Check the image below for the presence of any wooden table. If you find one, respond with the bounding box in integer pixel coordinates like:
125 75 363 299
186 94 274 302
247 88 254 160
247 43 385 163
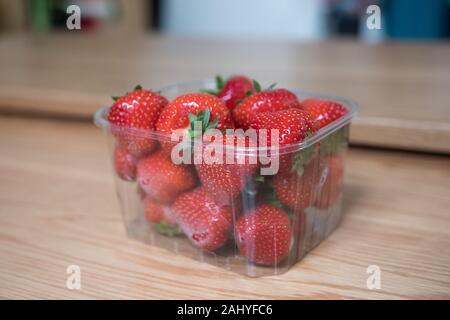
0 35 449 299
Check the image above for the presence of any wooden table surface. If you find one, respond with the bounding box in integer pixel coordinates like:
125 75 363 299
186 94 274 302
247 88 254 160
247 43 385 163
0 34 449 299
0 115 449 299
0 34 450 153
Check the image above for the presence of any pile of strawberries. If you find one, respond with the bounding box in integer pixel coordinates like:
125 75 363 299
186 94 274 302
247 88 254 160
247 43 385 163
107 76 348 266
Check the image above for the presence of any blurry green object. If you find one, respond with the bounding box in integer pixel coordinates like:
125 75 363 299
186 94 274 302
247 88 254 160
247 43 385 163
30 0 52 31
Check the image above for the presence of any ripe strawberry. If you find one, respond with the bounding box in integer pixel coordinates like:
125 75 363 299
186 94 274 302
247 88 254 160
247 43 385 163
315 155 344 209
233 88 301 129
156 93 234 155
218 75 255 110
300 98 322 109
113 146 137 181
301 99 348 129
171 188 233 251
235 204 292 265
302 99 349 156
195 134 259 205
251 108 316 147
251 108 317 174
273 156 323 210
156 93 233 134
108 86 168 156
137 151 197 204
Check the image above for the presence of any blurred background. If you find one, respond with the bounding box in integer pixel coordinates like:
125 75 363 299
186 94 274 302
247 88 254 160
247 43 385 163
1 0 449 40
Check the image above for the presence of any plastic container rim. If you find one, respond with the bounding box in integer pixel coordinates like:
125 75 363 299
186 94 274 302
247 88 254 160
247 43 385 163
94 79 358 155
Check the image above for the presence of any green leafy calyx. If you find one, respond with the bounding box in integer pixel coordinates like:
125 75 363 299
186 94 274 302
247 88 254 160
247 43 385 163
154 222 181 237
187 108 220 140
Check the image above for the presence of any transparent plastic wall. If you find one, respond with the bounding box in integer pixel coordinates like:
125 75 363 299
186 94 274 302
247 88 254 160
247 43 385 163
95 81 357 277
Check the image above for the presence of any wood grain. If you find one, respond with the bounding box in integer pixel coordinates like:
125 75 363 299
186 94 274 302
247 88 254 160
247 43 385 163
0 116 449 299
0 35 449 153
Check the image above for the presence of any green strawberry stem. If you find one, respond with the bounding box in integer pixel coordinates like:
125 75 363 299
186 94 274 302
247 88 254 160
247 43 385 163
253 175 265 183
187 108 219 139
153 221 181 237
200 75 226 95
216 75 225 91
184 108 221 161
252 80 262 92
200 89 218 95
111 84 144 101
267 82 277 90
252 80 277 93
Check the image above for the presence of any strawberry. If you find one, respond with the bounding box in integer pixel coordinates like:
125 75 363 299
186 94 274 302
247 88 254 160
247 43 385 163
113 146 137 181
195 133 259 205
302 99 349 155
251 108 317 174
233 88 301 129
108 86 168 156
217 75 255 110
156 93 234 155
273 156 323 210
300 98 322 110
235 204 292 265
171 188 233 251
156 92 233 135
315 155 344 209
301 99 348 129
137 151 197 204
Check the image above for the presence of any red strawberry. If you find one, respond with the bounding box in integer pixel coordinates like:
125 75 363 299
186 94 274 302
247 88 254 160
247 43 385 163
301 99 348 129
108 86 168 156
137 151 197 204
113 146 137 181
251 108 316 147
273 156 323 210
251 108 317 174
301 98 322 109
218 75 255 110
156 93 234 155
235 204 292 265
157 92 232 135
195 134 259 205
233 88 301 129
315 155 344 209
171 188 233 251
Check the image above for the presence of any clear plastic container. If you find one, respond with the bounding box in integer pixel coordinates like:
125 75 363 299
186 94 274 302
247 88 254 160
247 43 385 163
94 80 358 277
